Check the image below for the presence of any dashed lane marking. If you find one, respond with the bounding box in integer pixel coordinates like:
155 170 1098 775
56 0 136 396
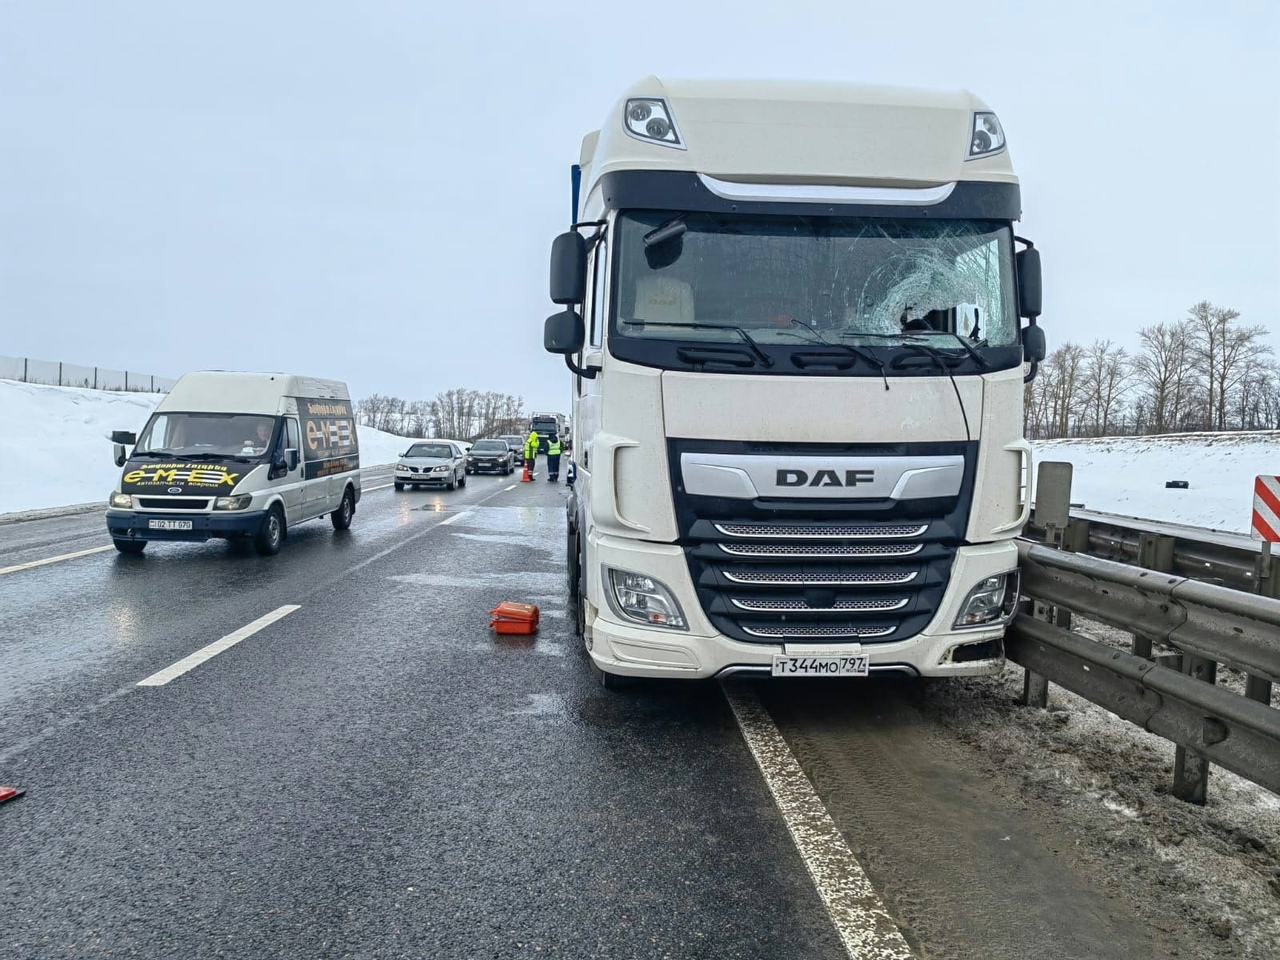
137 605 301 687
0 545 115 577
364 483 393 492
722 681 915 960
505 484 518 491
440 512 472 526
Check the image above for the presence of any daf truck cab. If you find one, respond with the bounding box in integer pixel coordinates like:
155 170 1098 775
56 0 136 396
544 78 1046 686
106 371 362 556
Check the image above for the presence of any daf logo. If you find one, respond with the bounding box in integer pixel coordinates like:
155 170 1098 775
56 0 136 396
168 486 183 494
776 469 875 488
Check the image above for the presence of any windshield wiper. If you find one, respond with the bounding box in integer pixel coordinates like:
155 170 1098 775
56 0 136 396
786 319 888 387
622 319 774 368
902 331 991 370
837 331 990 371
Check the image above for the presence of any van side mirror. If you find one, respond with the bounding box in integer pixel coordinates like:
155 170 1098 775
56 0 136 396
544 309 585 355
111 430 137 445
114 444 128 468
550 231 587 305
1016 245 1042 319
286 448 300 471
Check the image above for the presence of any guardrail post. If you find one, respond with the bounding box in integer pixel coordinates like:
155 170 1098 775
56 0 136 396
1171 655 1218 804
1022 462 1074 709
1132 534 1176 659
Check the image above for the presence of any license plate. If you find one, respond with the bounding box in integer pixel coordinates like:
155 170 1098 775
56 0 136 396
148 519 193 531
771 655 870 677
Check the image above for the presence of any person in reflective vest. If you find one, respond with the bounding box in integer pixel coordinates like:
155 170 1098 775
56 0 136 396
524 430 539 474
546 435 562 482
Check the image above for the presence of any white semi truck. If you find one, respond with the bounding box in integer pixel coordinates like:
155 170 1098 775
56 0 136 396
544 78 1046 686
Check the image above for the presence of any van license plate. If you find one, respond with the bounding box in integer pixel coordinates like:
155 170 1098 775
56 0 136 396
771 655 870 677
148 519 193 531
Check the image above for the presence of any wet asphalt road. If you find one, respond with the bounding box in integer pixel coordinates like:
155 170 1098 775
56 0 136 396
0 470 1240 959
0 471 844 959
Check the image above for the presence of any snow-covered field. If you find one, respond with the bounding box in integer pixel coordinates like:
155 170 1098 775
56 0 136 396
0 379 413 516
1036 433 1280 534
5 377 1276 531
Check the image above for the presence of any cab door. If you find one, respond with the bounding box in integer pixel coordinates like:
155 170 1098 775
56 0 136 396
272 418 305 525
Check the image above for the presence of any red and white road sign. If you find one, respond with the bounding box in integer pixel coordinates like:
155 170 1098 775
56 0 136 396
1251 476 1280 542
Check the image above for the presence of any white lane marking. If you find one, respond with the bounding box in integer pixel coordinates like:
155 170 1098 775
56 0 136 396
364 483 393 492
440 511 472 526
722 682 915 960
0 545 115 576
137 605 301 687
505 483 518 491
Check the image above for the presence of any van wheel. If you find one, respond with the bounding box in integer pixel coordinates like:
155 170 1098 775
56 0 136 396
113 538 146 555
255 505 285 556
394 482 404 491
331 488 354 531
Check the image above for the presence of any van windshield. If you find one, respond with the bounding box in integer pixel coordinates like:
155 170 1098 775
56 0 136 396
135 413 278 459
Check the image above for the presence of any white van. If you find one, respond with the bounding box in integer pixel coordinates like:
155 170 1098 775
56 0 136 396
106 372 362 555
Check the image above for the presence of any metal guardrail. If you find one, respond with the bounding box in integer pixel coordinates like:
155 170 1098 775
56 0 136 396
1026 507 1280 597
1012 498 1280 803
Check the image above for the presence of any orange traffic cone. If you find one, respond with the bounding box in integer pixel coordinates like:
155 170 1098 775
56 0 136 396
521 460 532 482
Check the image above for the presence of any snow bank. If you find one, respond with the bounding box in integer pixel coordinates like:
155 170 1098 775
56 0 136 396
0 379 413 516
1034 433 1280 534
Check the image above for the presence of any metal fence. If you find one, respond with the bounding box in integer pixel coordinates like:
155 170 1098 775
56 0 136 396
1014 462 1280 804
0 354 175 393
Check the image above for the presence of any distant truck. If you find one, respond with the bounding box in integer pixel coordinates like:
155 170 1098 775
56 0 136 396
529 412 567 453
106 371 362 556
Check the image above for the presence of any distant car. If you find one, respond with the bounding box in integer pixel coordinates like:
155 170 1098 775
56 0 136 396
394 441 467 491
466 438 516 475
499 435 526 464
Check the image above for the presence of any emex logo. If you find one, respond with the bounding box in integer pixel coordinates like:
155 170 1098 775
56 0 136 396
306 418 354 452
123 467 239 487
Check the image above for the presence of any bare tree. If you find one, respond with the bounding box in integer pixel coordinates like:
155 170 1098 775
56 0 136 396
1186 301 1270 430
1079 339 1131 436
1132 320 1195 434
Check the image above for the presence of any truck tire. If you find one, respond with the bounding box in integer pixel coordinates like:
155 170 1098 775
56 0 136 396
113 538 146 555
590 660 633 691
255 505 285 556
331 487 355 531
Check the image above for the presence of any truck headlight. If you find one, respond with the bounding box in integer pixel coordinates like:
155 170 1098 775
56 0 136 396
606 567 687 630
109 492 133 508
953 570 1020 629
214 495 254 511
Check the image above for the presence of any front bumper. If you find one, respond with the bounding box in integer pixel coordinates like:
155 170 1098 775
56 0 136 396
582 534 1017 679
106 509 268 542
467 460 511 473
395 471 454 485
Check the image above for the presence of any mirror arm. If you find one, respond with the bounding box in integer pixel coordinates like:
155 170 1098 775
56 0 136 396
564 355 600 380
1024 359 1039 384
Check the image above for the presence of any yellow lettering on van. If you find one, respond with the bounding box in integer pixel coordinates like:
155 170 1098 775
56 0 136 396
188 469 205 484
220 472 239 486
124 470 144 483
152 469 178 483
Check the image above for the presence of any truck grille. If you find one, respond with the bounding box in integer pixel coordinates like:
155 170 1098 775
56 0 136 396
670 439 975 646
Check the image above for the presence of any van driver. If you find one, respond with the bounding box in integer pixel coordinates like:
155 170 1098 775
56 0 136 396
242 422 274 455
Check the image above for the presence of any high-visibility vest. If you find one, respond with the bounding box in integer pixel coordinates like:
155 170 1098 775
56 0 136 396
548 439 562 456
525 432 539 456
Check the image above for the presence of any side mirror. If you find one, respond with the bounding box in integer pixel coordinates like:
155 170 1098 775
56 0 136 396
1021 324 1046 364
1016 246 1042 319
550 231 587 305
544 309 585 355
114 443 127 468
287 448 300 471
111 430 137 445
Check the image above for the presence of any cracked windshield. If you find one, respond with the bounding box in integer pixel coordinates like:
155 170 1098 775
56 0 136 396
615 212 1018 348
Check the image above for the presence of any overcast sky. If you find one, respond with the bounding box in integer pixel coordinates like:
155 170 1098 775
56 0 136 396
1 0 1276 413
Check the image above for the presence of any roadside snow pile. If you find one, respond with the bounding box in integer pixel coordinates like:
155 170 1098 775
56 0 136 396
1033 432 1280 534
0 379 412 516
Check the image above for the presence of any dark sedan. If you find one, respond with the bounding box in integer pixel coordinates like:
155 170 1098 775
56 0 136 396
465 438 516 475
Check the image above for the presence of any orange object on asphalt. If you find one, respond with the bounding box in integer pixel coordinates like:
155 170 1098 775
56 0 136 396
490 601 539 635
0 785 25 804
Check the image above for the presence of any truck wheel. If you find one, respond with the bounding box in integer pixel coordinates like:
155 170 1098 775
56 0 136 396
590 660 633 691
113 538 146 555
331 488 354 531
255 505 285 556
394 481 404 491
